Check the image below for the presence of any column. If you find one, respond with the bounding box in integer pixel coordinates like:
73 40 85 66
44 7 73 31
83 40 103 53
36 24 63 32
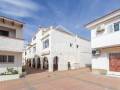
40 57 43 70
48 56 53 72
35 58 38 69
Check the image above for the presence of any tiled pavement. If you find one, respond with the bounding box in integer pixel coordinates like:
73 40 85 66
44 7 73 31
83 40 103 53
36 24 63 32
0 68 120 90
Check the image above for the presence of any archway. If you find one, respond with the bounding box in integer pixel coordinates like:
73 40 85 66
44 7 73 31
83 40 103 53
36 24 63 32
28 59 31 67
32 58 35 68
37 58 41 69
53 56 58 71
43 57 48 70
26 59 28 66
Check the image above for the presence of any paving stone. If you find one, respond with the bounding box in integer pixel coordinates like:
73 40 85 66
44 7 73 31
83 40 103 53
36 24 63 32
0 69 120 90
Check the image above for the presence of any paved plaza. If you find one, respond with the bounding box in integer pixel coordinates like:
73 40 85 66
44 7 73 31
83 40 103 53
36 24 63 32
0 68 120 90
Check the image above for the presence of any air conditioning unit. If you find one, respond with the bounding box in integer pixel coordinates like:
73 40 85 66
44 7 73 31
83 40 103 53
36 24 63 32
96 24 105 32
92 49 101 56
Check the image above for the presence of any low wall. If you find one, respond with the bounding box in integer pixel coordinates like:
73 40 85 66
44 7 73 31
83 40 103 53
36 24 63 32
0 74 19 81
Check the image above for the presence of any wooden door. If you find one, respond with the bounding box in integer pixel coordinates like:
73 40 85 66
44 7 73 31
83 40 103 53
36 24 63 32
109 53 120 72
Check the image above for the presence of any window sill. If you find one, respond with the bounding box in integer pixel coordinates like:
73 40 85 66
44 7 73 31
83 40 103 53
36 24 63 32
0 62 14 64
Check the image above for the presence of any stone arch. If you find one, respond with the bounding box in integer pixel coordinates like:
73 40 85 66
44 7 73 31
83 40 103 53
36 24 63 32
68 61 71 70
43 57 49 70
28 59 31 67
32 58 35 68
26 59 28 66
37 57 41 69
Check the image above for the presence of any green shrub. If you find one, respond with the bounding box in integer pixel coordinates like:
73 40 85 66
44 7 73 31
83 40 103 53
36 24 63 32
7 67 14 73
12 70 18 74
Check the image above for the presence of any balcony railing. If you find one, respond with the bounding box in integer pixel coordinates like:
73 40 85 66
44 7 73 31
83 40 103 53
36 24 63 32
91 31 120 48
0 36 24 52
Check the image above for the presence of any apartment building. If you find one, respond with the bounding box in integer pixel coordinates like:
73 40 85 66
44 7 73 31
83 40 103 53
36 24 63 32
85 9 120 76
25 26 91 72
0 16 24 81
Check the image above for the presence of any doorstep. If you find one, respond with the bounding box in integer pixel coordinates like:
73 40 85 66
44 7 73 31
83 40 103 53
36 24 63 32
107 71 120 78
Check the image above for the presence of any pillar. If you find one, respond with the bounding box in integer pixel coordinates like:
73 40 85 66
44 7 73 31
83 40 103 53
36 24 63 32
35 58 37 69
48 56 53 72
40 57 43 70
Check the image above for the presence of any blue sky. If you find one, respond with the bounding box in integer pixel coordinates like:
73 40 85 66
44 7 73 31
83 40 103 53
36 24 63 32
0 0 120 42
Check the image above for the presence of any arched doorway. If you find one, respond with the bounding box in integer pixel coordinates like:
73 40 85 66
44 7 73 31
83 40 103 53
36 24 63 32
68 62 71 70
28 59 31 67
37 58 41 69
43 57 48 70
26 59 28 66
53 56 58 71
32 58 35 68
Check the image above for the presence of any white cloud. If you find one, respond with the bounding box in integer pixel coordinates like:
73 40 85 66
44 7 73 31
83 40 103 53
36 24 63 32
2 0 39 11
0 5 30 17
0 0 44 17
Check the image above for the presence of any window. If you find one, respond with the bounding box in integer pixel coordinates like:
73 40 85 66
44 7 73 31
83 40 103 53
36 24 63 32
114 22 120 31
43 39 49 49
70 43 73 47
0 30 9 37
0 55 14 63
8 56 14 63
76 45 79 48
33 47 36 53
0 55 7 63
107 24 113 33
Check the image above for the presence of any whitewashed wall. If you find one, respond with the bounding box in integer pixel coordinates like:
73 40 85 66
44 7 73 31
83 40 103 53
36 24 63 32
25 27 91 72
50 29 91 71
92 53 109 70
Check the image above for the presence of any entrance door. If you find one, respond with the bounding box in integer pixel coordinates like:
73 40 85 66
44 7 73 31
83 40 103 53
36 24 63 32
43 57 48 70
109 53 120 72
37 58 41 69
68 62 71 70
32 58 35 68
53 56 58 71
28 59 31 67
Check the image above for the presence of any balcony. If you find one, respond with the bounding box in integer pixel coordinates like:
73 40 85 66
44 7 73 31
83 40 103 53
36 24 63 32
0 36 24 52
92 31 120 48
41 48 50 56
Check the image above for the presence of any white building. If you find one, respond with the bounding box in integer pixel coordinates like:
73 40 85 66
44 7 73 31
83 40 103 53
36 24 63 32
0 16 24 81
22 42 28 66
85 9 120 76
25 26 91 72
